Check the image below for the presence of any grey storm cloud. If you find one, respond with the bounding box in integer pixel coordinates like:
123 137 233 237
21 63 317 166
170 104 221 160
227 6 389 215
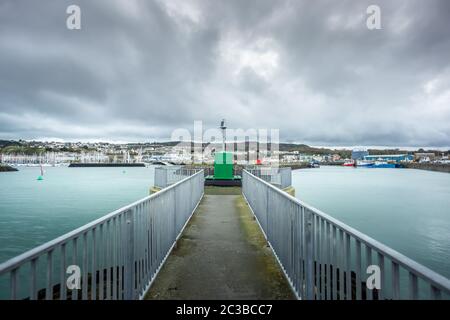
0 0 450 147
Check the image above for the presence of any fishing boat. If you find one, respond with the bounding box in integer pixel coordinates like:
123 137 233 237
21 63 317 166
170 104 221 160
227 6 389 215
343 159 355 167
371 161 396 168
356 160 374 167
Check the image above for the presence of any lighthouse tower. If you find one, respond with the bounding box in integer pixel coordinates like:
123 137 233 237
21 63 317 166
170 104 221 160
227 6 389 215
213 119 233 180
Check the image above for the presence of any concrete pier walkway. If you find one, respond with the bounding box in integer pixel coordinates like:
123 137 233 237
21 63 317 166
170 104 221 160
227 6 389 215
145 187 295 300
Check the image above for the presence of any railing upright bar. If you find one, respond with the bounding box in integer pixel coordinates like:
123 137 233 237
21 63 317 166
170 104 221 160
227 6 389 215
72 238 78 300
356 240 362 300
299 206 305 298
145 200 150 288
378 253 385 300
98 224 104 300
366 246 372 300
339 229 344 300
137 205 142 295
142 202 149 289
46 250 53 300
59 245 66 300
431 285 441 300
289 201 294 283
392 261 400 299
91 227 97 300
10 268 17 300
106 220 111 300
143 202 147 291
147 195 152 290
118 214 124 300
124 208 134 300
140 202 145 295
150 206 155 278
82 232 88 300
305 209 314 300
345 233 351 300
326 221 332 300
332 225 337 300
409 273 418 300
315 215 320 299
136 205 141 295
320 217 325 299
293 206 299 295
118 215 123 300
134 206 139 296
112 217 117 300
30 258 38 300
134 205 139 297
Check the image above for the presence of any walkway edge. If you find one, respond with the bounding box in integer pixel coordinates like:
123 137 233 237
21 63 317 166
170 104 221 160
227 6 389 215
242 193 301 300
140 192 205 300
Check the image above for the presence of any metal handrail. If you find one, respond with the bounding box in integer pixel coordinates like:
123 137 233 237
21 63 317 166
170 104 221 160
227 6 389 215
0 170 205 300
154 166 202 189
245 166 292 189
242 170 450 299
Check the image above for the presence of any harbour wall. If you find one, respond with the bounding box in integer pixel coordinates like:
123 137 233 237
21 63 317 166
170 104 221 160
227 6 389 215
69 163 146 167
0 165 18 172
404 163 450 173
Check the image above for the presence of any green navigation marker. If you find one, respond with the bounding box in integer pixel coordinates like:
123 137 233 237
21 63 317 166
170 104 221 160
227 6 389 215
213 152 233 180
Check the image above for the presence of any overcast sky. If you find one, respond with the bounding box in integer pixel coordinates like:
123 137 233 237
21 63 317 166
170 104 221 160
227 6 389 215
0 0 449 147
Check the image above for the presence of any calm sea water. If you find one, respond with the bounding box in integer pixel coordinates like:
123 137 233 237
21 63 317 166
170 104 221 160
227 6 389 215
0 166 155 264
292 166 450 279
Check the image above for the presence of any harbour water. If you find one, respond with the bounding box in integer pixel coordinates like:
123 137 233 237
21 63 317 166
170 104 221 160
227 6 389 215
292 166 450 279
0 166 155 265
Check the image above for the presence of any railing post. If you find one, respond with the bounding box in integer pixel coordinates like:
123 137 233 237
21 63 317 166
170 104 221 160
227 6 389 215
124 208 135 300
265 184 269 235
173 187 177 240
305 210 314 299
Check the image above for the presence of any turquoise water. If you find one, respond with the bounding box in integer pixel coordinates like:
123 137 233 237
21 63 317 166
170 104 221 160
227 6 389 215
0 166 155 264
292 166 450 279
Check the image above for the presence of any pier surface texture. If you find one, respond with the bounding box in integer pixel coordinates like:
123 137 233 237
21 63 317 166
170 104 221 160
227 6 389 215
145 186 295 300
